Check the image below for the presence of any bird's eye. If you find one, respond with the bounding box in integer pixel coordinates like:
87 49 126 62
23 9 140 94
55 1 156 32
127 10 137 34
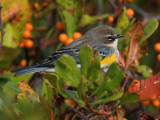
106 35 114 41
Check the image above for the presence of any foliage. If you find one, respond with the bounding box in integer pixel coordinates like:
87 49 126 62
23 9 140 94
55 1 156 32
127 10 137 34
0 0 160 119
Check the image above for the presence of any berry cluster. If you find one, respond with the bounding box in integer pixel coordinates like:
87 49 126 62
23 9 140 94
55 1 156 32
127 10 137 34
56 22 82 45
19 23 34 48
142 97 160 108
154 43 160 61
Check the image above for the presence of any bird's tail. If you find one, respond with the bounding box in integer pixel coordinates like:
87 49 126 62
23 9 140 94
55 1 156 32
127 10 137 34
11 66 55 76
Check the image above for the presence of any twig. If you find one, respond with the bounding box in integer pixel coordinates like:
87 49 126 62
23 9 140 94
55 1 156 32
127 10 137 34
40 30 58 50
108 0 117 10
122 72 129 89
0 2 5 56
85 97 112 116
67 106 88 120
98 0 103 25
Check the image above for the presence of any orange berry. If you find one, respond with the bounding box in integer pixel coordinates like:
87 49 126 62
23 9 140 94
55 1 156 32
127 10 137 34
56 22 64 31
108 16 114 23
34 2 39 8
24 39 34 48
152 99 160 107
119 0 127 3
23 30 31 38
108 116 114 120
142 100 150 106
73 32 82 40
154 43 160 52
20 59 27 67
19 42 24 48
128 80 140 93
25 23 33 31
23 39 27 43
59 33 68 43
64 38 73 46
127 0 133 2
157 54 160 61
127 8 134 17
158 96 160 100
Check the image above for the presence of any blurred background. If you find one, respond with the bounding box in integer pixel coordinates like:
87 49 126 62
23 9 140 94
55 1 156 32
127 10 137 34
0 0 160 120
0 0 160 71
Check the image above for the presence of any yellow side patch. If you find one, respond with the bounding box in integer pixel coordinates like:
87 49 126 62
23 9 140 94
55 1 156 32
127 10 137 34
100 54 117 67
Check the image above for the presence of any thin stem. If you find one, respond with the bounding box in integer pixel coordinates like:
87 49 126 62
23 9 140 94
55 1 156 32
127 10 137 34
0 2 4 56
122 73 129 89
85 97 112 116
67 106 88 120
108 0 117 10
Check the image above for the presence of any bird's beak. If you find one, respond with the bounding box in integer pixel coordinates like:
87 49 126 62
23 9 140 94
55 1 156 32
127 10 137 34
117 34 125 38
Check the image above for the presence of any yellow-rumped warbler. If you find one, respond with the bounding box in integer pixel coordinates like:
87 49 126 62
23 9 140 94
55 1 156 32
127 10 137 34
11 25 124 76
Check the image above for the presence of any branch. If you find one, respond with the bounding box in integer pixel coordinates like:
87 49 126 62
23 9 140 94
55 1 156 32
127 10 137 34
0 2 4 56
85 97 112 116
67 106 88 120
122 72 129 89
108 0 117 10
40 30 58 50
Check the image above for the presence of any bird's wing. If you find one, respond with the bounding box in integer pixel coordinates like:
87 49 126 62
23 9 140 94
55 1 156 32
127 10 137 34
34 35 93 68
92 46 115 59
34 46 80 67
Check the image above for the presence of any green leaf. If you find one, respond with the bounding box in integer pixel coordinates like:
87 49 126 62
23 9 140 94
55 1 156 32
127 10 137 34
0 98 4 111
57 0 83 37
117 10 129 32
55 55 80 88
44 73 58 88
92 88 123 106
77 76 88 101
92 63 123 95
0 48 21 62
56 78 85 107
136 65 152 78
104 63 125 91
79 45 93 77
0 61 9 68
88 55 101 90
41 79 56 106
96 91 108 100
3 23 21 48
93 63 125 95
122 18 135 34
120 93 139 105
139 18 159 45
80 14 112 26
6 81 20 94
87 55 101 81
10 73 34 84
0 75 20 93
56 78 70 98
0 74 11 81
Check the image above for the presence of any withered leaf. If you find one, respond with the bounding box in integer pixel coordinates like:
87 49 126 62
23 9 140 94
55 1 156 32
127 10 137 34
138 73 160 101
126 22 144 69
140 113 154 120
128 73 160 101
118 50 125 68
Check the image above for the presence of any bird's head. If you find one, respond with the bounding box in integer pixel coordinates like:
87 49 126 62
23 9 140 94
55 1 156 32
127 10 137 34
90 25 125 48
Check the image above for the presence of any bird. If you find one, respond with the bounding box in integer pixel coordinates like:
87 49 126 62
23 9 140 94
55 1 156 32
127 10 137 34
11 25 124 76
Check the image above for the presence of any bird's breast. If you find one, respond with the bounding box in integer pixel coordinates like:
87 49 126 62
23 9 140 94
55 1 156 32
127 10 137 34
100 54 117 67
